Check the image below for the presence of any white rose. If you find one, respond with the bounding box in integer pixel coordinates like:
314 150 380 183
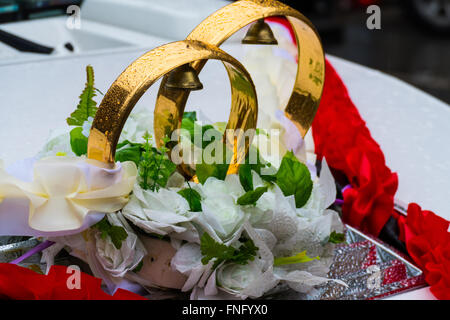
195 175 246 242
119 105 155 144
93 212 146 279
254 184 298 242
122 183 200 243
217 262 261 293
171 242 214 292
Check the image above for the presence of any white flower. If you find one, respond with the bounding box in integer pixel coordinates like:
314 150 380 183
254 184 298 241
195 175 246 242
119 105 155 144
171 242 213 292
273 268 347 296
217 261 264 295
122 183 200 243
296 159 336 220
81 117 94 138
93 212 146 279
37 127 75 159
216 222 278 299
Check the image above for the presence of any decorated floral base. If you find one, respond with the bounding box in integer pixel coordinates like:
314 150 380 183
0 223 426 300
1 0 448 300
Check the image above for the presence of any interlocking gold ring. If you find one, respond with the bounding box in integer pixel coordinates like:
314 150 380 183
87 40 258 176
155 0 324 142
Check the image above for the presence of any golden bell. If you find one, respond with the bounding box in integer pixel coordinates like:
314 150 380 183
242 19 278 45
164 63 204 90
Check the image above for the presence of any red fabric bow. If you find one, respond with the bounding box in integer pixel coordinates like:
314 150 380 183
0 263 146 300
395 204 450 300
312 59 399 237
311 58 450 299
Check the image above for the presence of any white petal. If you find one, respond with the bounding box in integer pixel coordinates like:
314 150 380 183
319 158 337 210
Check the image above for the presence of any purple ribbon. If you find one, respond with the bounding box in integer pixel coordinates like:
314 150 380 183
10 240 55 265
341 184 352 193
334 184 352 206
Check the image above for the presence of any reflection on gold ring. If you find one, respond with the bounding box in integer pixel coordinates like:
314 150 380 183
87 40 257 179
156 0 325 141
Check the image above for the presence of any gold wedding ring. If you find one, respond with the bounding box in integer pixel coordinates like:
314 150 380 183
87 40 257 176
156 0 325 140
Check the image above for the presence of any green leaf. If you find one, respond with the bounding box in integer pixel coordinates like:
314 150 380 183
200 233 234 267
237 186 268 206
181 117 220 149
115 140 142 166
200 233 258 268
178 187 202 212
93 217 128 250
138 132 176 191
196 141 231 184
275 151 313 208
328 231 346 244
196 162 229 185
183 111 197 122
200 125 221 149
180 117 195 140
242 145 276 183
230 238 259 265
69 127 88 156
255 128 269 137
274 251 319 266
133 260 144 273
67 65 98 126
238 164 253 192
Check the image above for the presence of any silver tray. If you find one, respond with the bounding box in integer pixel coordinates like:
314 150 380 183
264 225 426 300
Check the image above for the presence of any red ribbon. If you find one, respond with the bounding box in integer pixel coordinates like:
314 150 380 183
0 263 146 300
312 59 399 237
268 17 450 300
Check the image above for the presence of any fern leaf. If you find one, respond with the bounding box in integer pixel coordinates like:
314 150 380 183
66 65 98 126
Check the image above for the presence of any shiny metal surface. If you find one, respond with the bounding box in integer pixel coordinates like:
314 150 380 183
156 0 325 139
264 225 426 300
164 63 204 91
241 19 279 45
87 40 258 179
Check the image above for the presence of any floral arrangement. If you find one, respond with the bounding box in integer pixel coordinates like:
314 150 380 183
0 62 348 300
1 17 448 301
